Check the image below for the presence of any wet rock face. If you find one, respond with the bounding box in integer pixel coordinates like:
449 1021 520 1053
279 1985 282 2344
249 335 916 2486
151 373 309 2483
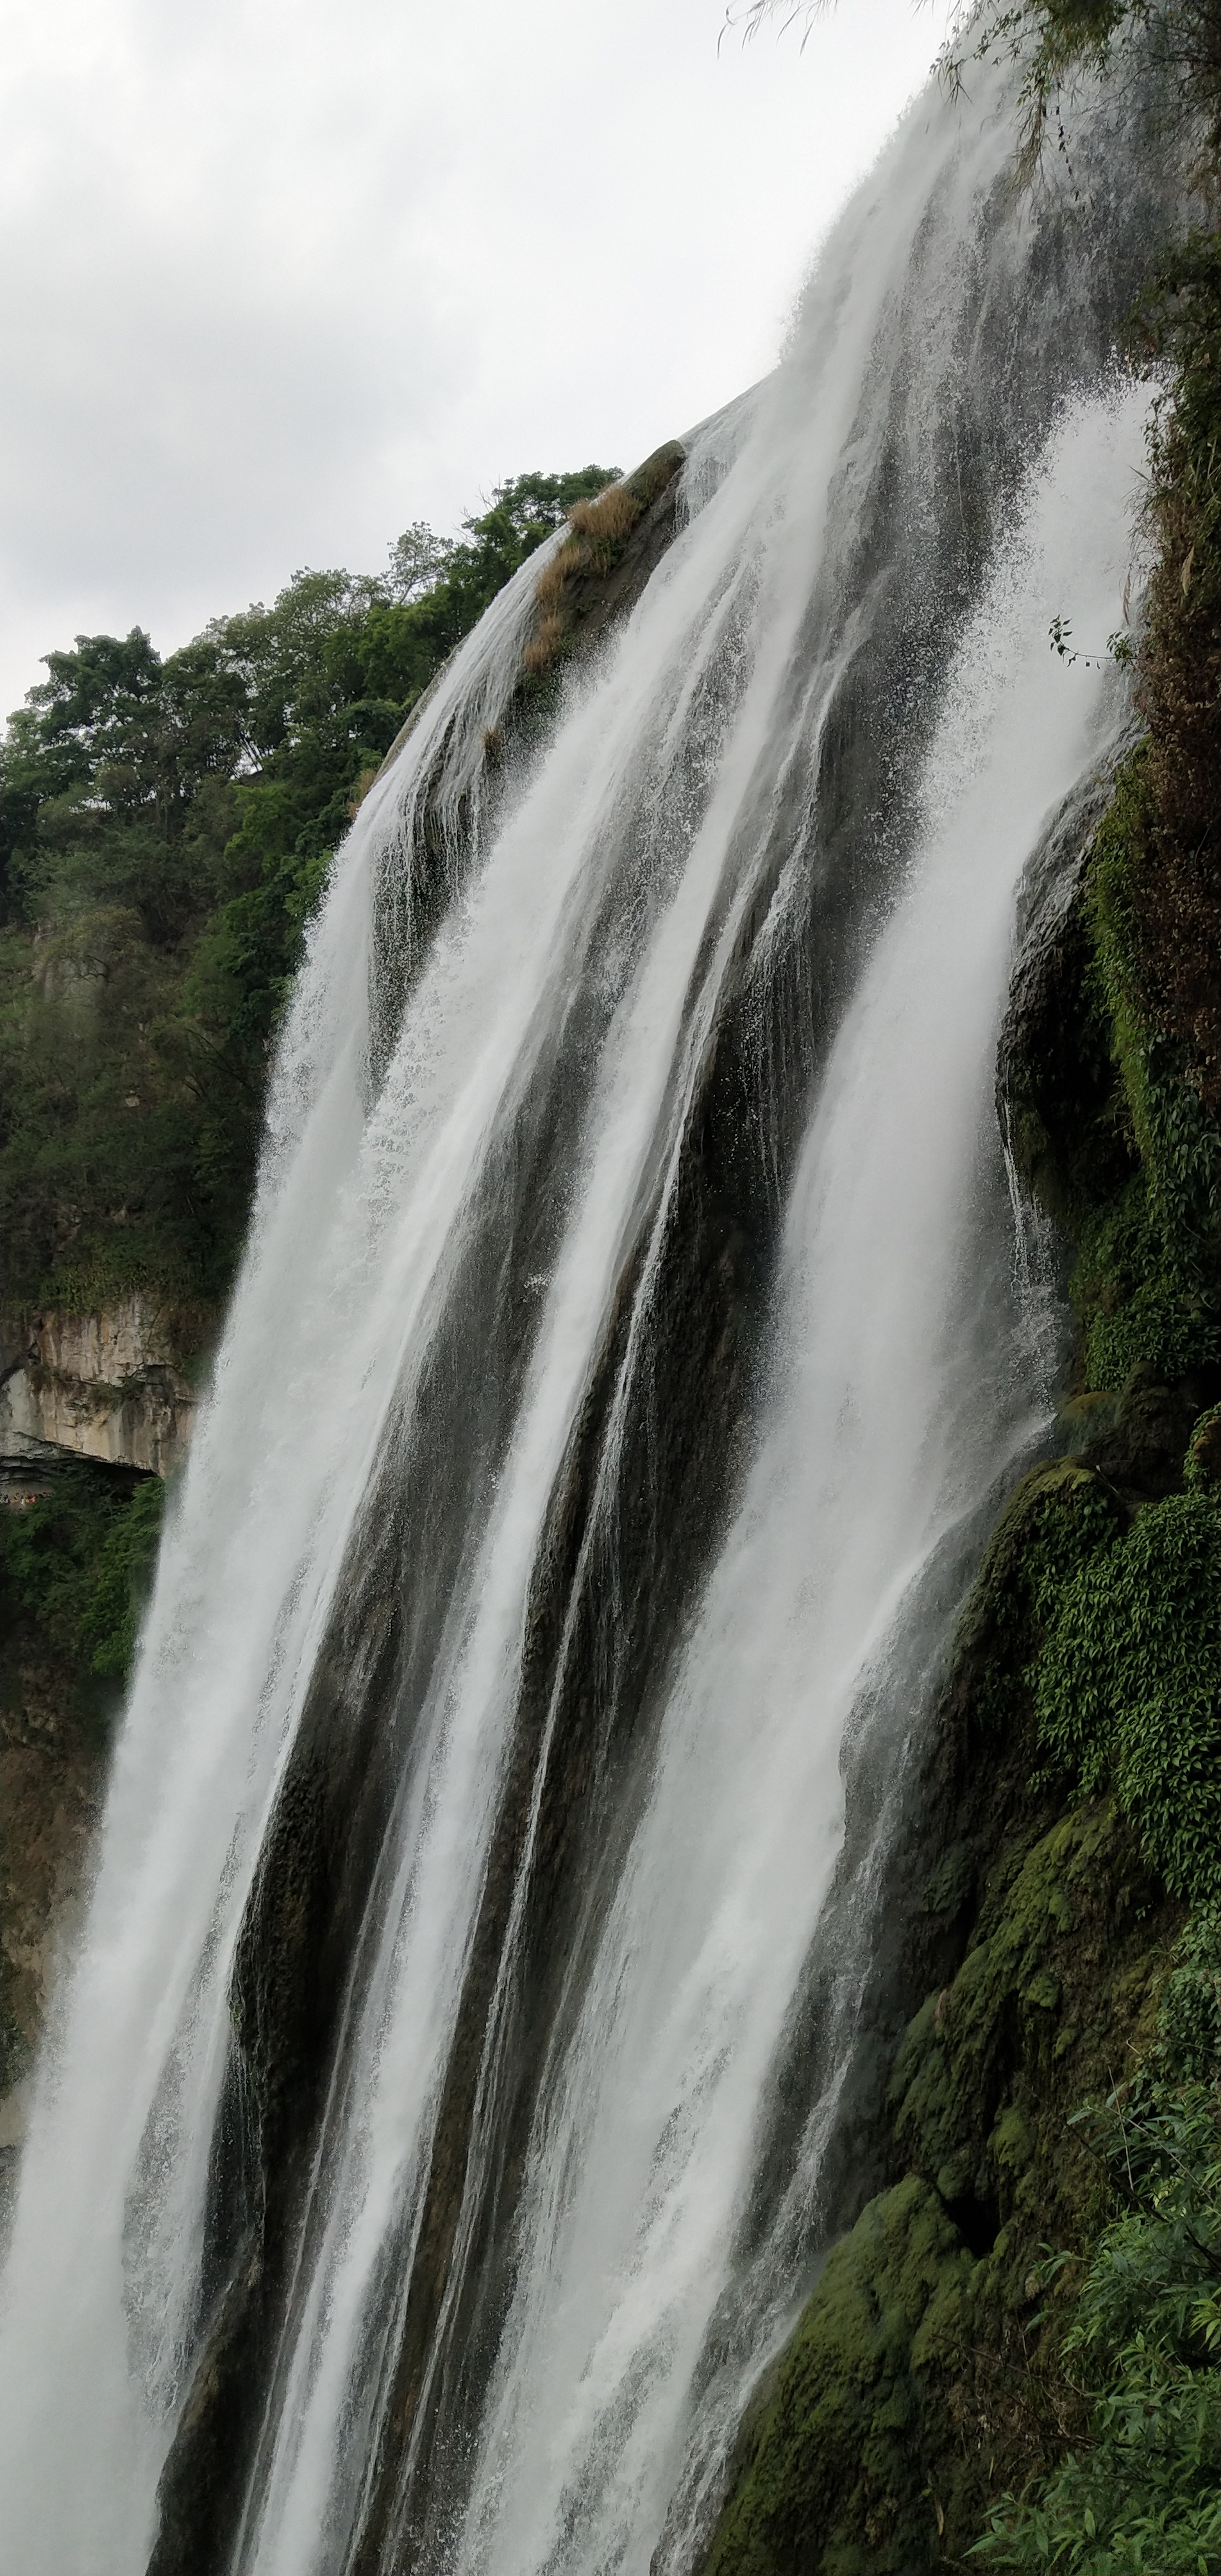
0 1298 199 1478
994 765 1133 1229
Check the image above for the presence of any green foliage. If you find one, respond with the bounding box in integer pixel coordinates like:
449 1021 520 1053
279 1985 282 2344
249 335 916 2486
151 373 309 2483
943 0 1221 182
1004 749 1221 1391
1184 1405 1221 1491
1032 1489 1221 1904
952 1461 1122 1732
975 1917 1221 2573
0 463 616 1312
702 2174 975 2576
704 1794 1177 2575
1071 1173 1220 1389
79 1474 166 1676
1086 1283 1221 1390
977 2341 1221 2572
1 1463 165 1679
1157 1904 1221 2076
1088 759 1221 1280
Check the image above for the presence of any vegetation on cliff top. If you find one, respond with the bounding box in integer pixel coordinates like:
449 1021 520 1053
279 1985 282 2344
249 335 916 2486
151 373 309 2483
0 461 616 1722
0 464 615 1323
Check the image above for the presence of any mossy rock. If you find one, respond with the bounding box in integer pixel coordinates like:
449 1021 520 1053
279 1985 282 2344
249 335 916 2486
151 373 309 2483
998 750 1221 1389
702 2175 973 2576
946 1457 1118 1740
704 1798 1176 2576
892 1798 1168 2246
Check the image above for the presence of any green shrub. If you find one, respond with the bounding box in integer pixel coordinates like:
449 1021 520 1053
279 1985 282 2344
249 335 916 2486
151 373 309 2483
79 1473 165 1677
1032 1489 1221 1904
1090 768 1221 1273
1158 1906 1221 2080
0 463 618 1313
1 1462 165 1680
1085 1282 1221 1391
975 1916 1221 2575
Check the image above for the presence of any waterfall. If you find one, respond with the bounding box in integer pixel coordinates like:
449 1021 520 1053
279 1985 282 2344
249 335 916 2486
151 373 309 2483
0 53 1173 2576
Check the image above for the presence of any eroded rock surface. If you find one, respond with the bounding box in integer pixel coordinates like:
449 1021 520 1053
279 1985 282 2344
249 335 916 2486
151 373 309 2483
1 1296 198 1477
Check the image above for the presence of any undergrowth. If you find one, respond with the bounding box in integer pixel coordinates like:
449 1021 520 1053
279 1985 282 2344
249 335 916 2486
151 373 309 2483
975 1913 1221 2573
1031 1466 1221 1904
1 1463 165 1681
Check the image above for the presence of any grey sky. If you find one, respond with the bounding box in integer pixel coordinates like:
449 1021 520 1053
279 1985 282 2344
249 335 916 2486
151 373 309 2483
0 0 949 716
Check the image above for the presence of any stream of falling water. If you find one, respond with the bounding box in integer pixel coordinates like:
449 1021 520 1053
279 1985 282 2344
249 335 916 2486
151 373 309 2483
0 50 1161 2576
452 393 1145 2576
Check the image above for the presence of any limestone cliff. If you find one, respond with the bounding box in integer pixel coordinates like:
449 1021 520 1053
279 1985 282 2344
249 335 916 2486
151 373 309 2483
1 1295 199 1479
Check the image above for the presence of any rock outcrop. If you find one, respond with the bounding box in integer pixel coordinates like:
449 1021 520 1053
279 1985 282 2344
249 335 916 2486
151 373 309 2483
1 1296 199 1480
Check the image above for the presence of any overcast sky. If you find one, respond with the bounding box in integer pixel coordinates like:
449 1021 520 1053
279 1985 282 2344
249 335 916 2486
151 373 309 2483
0 0 954 717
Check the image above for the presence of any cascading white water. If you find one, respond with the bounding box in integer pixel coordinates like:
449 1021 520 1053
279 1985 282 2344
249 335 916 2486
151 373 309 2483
0 49 1162 2576
452 394 1143 2576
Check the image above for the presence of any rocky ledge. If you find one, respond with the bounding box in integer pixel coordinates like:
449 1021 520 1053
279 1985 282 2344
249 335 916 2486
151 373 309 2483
0 1295 199 1481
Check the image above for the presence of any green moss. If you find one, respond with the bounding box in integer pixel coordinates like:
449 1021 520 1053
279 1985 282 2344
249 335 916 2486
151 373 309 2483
950 1459 1120 1733
1157 1904 1221 2078
741 1403 1221 2565
975 1913 1221 2574
705 1799 1175 2576
703 2176 972 2576
1061 752 1221 1389
1002 887 1132 1238
1032 1488 1221 1905
948 1377 1221 1919
1001 750 1221 1391
891 1802 1163 2235
1070 1176 1221 1390
723 1285 1221 2573
1088 756 1221 1282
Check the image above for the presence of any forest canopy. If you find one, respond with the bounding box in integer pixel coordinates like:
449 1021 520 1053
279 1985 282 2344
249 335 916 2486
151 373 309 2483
0 465 615 1317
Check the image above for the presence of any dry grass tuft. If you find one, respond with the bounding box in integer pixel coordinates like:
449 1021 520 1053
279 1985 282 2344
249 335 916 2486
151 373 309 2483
534 541 585 611
523 480 646 677
522 612 568 676
568 484 641 557
346 766 380 819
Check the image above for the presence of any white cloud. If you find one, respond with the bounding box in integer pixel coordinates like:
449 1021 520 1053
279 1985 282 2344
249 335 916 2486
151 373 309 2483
0 0 950 714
